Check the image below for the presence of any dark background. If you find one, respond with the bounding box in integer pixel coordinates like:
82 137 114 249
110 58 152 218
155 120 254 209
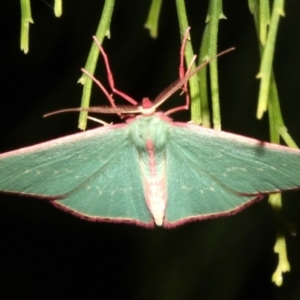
1 1 300 299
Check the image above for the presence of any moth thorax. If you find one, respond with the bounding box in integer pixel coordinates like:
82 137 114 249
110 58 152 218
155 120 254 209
129 116 170 150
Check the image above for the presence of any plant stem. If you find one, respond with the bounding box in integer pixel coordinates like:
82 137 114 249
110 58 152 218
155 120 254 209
144 0 163 38
20 0 34 54
78 0 115 130
175 0 202 124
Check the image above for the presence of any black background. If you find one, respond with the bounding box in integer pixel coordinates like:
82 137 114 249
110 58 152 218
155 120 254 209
1 1 300 299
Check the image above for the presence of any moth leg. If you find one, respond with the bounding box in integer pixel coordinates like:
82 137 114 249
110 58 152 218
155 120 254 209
152 27 198 114
164 28 198 116
81 68 118 112
92 37 138 106
86 116 112 126
179 26 192 109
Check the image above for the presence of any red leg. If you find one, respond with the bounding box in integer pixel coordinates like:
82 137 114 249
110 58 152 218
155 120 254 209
163 27 195 116
165 55 197 116
179 27 191 110
165 47 235 116
81 68 119 112
92 36 138 106
152 27 197 113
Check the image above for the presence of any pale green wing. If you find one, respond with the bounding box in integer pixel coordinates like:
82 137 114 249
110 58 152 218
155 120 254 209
165 123 300 226
0 125 153 226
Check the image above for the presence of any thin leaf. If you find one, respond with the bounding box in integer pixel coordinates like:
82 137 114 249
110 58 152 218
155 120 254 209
54 0 62 17
206 0 226 130
144 0 163 38
20 0 34 54
256 0 285 119
78 0 115 130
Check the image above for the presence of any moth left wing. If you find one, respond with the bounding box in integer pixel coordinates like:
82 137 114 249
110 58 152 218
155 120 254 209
0 125 154 226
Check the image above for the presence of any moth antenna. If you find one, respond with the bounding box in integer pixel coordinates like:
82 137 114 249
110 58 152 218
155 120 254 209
153 47 235 114
44 105 142 118
44 108 84 118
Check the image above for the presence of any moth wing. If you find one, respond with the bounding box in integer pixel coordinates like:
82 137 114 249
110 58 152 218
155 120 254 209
165 123 300 226
0 125 153 226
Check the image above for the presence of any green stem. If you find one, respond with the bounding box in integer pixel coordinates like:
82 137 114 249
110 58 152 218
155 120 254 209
250 0 296 147
198 26 211 127
256 0 285 119
20 0 34 54
258 0 270 45
268 75 298 148
78 0 115 130
175 0 202 124
206 0 225 130
268 195 291 287
144 0 163 38
54 0 63 17
249 0 295 286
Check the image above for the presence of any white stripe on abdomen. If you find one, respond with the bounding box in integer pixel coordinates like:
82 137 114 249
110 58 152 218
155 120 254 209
139 140 167 226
